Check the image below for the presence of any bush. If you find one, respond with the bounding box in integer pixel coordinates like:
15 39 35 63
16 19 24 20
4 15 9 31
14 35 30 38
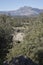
0 15 13 64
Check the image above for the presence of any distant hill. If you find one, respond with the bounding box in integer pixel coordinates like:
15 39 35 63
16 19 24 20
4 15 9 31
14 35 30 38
0 6 43 16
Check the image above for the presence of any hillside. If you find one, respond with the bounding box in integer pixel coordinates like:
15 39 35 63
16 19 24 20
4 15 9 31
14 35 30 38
0 13 43 65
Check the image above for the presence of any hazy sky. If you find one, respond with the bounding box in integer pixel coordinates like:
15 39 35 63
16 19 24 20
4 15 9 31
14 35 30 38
0 0 43 11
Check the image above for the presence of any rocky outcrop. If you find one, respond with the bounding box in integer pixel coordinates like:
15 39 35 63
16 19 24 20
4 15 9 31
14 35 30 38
13 32 24 43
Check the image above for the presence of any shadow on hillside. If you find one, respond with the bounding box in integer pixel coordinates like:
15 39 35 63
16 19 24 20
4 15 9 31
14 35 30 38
4 55 39 65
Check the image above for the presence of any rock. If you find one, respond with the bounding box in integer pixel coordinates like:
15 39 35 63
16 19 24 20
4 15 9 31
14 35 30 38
13 33 24 42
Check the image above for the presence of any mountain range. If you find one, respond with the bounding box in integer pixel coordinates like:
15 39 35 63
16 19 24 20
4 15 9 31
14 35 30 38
0 6 43 16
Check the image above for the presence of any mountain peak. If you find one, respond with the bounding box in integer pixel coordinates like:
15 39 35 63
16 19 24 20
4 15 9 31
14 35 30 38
18 6 32 10
13 6 43 16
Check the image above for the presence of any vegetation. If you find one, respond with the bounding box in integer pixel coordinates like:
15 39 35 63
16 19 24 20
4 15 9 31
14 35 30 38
0 13 43 65
0 15 13 64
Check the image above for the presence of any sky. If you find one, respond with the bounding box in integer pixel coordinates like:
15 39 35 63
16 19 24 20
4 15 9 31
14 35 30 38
0 0 43 11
